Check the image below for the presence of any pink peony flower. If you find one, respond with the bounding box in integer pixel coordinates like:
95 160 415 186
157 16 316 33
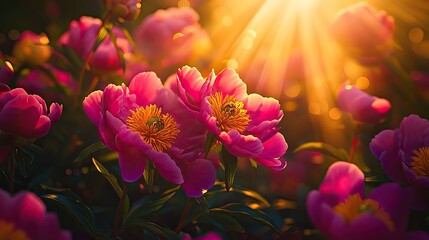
171 66 287 170
12 31 52 67
307 161 429 240
0 84 62 139
0 189 71 240
337 83 391 123
58 16 132 72
330 2 395 65
83 71 215 197
16 64 76 103
134 7 211 69
104 0 141 21
370 114 429 210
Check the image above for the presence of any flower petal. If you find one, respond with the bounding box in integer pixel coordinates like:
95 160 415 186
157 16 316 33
253 133 288 170
83 90 103 125
47 103 62 125
116 128 149 182
212 68 247 101
175 66 205 111
179 158 216 197
369 129 394 160
319 161 365 205
146 149 184 184
219 130 263 158
129 71 166 106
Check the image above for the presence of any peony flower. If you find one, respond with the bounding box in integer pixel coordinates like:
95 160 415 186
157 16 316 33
58 16 132 72
0 84 62 139
370 114 429 210
134 7 211 69
171 66 287 170
16 64 76 103
337 83 391 123
330 2 395 65
104 0 141 21
12 31 52 67
83 71 215 197
307 161 429 240
0 189 71 240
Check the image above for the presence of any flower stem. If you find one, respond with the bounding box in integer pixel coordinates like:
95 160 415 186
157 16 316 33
349 134 360 163
9 148 16 194
73 11 112 109
175 198 193 234
112 180 127 240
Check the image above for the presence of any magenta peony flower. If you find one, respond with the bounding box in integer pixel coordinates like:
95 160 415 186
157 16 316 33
171 66 287 170
104 0 141 21
58 16 132 72
134 7 210 68
0 84 62 139
16 64 76 102
370 114 429 210
0 189 71 240
307 161 429 240
12 31 52 67
330 2 395 65
83 71 215 197
337 84 391 123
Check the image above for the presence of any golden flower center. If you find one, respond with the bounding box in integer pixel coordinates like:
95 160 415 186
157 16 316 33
411 147 429 177
126 105 179 152
208 92 250 133
334 194 394 230
0 219 30 240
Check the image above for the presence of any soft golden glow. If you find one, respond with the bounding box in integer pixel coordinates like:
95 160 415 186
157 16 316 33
334 194 394 230
208 92 250 133
0 220 30 240
409 27 424 44
411 147 429 177
126 105 180 152
328 107 342 120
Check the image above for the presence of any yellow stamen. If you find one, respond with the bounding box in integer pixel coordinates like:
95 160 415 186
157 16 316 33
126 105 179 152
0 220 30 240
411 147 429 177
334 194 394 230
208 92 250 133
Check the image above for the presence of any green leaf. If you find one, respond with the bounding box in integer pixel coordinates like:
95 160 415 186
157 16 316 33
211 203 280 233
74 142 107 164
106 26 126 72
28 167 54 189
293 142 349 161
365 175 389 183
125 186 179 226
125 219 179 240
208 211 245 233
143 160 155 194
0 168 9 189
92 158 123 198
204 132 218 158
206 182 270 208
92 23 111 55
221 146 238 191
249 158 258 169
120 26 136 49
41 194 97 237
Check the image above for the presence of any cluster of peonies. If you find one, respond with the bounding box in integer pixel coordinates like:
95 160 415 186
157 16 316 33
307 161 429 240
83 66 288 197
0 189 71 240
